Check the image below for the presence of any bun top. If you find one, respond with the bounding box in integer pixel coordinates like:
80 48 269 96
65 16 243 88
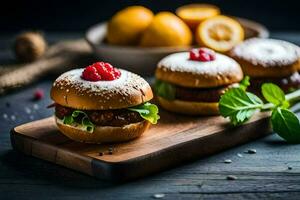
156 52 243 88
231 38 300 67
51 69 153 110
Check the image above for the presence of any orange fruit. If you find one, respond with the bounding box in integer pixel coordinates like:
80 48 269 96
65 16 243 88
140 12 192 47
195 15 244 52
176 4 220 30
107 6 154 45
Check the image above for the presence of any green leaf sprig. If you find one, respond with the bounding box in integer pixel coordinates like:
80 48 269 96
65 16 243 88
63 110 95 133
128 102 160 124
219 77 300 143
61 102 160 133
154 79 176 100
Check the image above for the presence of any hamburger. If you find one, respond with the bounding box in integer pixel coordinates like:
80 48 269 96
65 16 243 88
230 38 300 93
50 62 159 143
155 48 243 115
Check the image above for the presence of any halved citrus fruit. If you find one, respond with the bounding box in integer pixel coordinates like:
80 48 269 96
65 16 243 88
195 15 244 52
176 4 220 30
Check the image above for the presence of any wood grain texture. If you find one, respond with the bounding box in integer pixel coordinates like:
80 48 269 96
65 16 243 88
11 110 271 181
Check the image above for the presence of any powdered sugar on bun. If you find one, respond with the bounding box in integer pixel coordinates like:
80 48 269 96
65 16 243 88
231 38 300 67
156 52 243 88
54 68 129 92
158 52 240 75
51 69 153 110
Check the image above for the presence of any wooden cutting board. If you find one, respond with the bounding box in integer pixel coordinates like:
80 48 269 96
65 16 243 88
10 110 271 181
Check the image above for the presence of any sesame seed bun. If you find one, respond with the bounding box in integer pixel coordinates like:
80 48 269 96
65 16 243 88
230 38 300 78
51 69 153 110
156 52 243 88
56 117 150 143
157 96 219 115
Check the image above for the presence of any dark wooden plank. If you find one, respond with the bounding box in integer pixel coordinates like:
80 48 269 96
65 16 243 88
11 108 271 181
2 133 300 199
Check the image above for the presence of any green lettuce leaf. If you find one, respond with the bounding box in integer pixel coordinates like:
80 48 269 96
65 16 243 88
128 102 160 124
154 80 176 100
63 110 95 133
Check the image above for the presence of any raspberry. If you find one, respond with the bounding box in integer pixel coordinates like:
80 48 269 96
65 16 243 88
189 48 216 62
189 49 199 61
113 68 121 79
94 62 114 80
209 53 216 60
104 63 114 71
199 52 211 61
33 88 44 100
82 65 101 81
81 62 121 81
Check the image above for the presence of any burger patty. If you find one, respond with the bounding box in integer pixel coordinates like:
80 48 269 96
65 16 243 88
250 72 300 93
174 85 232 102
55 104 143 127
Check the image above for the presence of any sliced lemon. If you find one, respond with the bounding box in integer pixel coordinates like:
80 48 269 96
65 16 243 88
195 15 244 52
176 4 220 30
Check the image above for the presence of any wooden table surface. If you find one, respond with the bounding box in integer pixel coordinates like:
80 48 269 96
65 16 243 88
1 33 300 200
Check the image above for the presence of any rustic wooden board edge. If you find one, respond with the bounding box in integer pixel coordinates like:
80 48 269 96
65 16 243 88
10 116 271 182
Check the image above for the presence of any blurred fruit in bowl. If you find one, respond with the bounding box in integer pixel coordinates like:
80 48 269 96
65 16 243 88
176 4 220 30
140 12 192 47
107 6 153 45
86 4 268 74
195 15 244 52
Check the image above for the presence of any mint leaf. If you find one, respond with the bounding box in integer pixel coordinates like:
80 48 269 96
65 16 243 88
128 102 160 124
154 80 176 100
219 88 263 126
271 107 300 143
262 83 289 108
62 110 94 133
239 75 250 91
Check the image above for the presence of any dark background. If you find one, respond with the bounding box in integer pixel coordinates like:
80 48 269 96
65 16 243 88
1 0 300 32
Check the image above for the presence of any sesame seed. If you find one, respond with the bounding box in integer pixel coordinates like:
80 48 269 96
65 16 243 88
246 149 256 154
33 104 39 110
224 159 232 164
226 175 237 180
152 193 165 199
3 113 8 119
25 107 31 114
10 115 16 121
237 153 243 158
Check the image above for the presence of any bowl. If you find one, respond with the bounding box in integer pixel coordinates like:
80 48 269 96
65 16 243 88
86 18 269 75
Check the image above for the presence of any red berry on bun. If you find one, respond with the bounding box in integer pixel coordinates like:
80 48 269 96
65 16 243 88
81 62 121 81
189 48 216 62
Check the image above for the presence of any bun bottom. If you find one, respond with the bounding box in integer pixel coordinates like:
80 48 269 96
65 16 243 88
157 96 219 115
56 117 150 144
